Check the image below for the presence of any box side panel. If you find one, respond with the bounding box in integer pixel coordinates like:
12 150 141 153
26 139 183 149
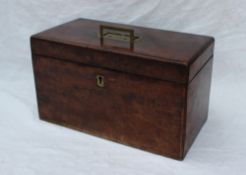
189 41 214 82
184 58 213 156
33 55 186 159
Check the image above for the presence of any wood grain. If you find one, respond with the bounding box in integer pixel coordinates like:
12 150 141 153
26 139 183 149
31 18 214 84
33 55 186 159
31 18 215 160
184 58 213 157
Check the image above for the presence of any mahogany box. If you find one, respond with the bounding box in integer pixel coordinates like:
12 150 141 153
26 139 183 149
31 18 215 160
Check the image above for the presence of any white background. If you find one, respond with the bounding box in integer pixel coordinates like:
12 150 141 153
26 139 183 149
1 0 246 174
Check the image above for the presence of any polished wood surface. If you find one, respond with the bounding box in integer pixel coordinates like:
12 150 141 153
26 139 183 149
31 39 188 83
31 18 214 83
184 58 213 156
33 55 186 159
31 19 215 160
32 18 213 65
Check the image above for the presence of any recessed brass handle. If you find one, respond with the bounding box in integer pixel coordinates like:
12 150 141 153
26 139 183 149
99 25 139 49
96 75 104 88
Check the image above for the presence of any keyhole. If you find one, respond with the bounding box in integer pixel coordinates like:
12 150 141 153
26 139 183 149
96 75 104 87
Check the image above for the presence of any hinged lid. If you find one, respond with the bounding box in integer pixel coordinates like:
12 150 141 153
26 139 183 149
31 18 214 84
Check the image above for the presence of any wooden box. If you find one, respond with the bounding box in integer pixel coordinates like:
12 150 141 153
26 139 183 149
31 18 215 160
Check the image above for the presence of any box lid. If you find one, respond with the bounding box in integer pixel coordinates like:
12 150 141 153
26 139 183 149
31 18 214 84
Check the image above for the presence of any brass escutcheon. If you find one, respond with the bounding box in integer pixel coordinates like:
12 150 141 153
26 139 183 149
96 75 104 88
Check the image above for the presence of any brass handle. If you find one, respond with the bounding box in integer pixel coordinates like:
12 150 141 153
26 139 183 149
99 25 139 49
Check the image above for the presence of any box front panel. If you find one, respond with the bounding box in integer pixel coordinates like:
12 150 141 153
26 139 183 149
33 55 186 159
